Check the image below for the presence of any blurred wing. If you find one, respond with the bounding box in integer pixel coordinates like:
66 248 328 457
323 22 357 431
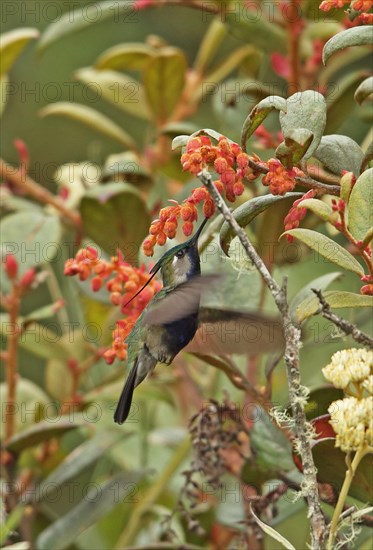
144 275 220 325
185 307 285 355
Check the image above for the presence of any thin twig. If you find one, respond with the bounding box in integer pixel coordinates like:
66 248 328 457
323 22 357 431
0 158 81 228
312 289 373 348
198 170 326 549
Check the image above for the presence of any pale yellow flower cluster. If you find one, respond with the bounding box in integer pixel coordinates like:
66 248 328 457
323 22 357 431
322 348 373 392
324 348 373 452
329 396 373 452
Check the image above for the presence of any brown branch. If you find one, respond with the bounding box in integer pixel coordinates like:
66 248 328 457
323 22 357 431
0 158 81 228
312 289 373 348
5 282 22 441
286 0 301 94
198 169 326 549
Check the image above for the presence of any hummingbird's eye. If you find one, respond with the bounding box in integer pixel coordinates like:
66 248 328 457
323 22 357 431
175 250 185 259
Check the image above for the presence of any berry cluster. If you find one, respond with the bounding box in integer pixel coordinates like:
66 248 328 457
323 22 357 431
64 247 161 363
262 158 303 195
319 0 373 23
143 135 258 256
2 254 36 289
283 190 316 242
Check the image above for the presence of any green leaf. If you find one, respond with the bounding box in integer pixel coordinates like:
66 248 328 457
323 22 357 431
193 17 227 72
39 102 137 151
289 272 342 316
361 140 373 173
249 505 296 550
248 410 294 474
0 211 61 276
95 42 156 71
23 302 61 323
0 74 9 116
0 28 39 77
75 68 151 120
0 378 50 437
220 192 302 255
281 229 364 276
204 45 258 86
304 386 344 421
6 418 86 454
0 504 26 546
45 359 74 401
275 129 314 168
279 91 326 158
348 168 373 241
36 471 148 550
241 96 287 150
314 135 363 176
340 171 355 203
80 182 150 261
102 152 152 188
354 76 373 105
37 431 125 501
158 122 198 139
294 291 373 324
297 198 332 221
143 47 187 122
171 134 191 150
312 439 372 503
16 322 71 361
38 1 133 52
225 11 287 54
323 26 373 65
325 71 368 134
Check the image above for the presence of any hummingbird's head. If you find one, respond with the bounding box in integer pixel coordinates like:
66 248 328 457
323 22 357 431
150 217 208 287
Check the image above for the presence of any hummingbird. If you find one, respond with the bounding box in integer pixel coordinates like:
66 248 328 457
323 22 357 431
114 218 284 424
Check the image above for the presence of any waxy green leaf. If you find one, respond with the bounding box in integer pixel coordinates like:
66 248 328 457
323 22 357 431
323 26 373 65
297 198 333 221
143 48 187 122
39 102 137 151
281 229 364 276
6 418 86 454
361 141 373 173
225 11 287 54
354 76 373 105
80 182 150 261
75 68 151 120
241 96 287 150
275 128 314 168
95 42 156 71
36 471 148 550
220 192 303 255
289 272 342 317
38 1 133 52
0 28 39 77
294 291 373 324
193 17 227 72
279 91 326 158
0 212 61 277
36 431 125 501
348 168 373 241
325 71 368 133
314 135 363 176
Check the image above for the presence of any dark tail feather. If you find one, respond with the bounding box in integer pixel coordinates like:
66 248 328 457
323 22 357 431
114 360 138 424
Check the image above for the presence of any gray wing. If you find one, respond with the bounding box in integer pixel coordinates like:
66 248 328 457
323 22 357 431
185 307 285 355
143 275 220 325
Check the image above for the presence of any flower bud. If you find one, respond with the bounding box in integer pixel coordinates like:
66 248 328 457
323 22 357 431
4 254 18 280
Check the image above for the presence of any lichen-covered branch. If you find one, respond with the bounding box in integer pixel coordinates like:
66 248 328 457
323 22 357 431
312 289 373 348
198 169 326 549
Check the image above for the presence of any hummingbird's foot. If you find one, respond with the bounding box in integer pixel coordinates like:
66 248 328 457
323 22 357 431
158 353 173 365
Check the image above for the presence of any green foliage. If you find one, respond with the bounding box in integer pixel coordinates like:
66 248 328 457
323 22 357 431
1 3 372 549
